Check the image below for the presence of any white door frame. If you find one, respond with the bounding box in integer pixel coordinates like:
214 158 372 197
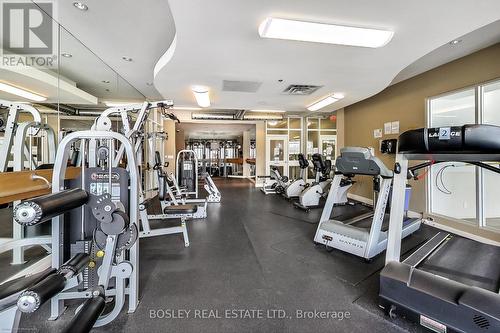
266 134 289 177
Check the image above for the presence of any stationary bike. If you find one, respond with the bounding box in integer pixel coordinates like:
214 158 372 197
294 153 353 211
284 153 309 199
260 167 289 195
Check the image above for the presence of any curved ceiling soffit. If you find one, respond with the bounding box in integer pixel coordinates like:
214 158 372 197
153 1 500 112
154 34 178 80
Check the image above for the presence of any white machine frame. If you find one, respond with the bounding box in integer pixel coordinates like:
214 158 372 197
314 147 420 259
0 100 56 266
51 130 140 324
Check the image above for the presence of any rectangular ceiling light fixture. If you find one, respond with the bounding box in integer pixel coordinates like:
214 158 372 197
307 93 344 111
259 18 394 48
0 82 46 102
192 87 211 107
244 114 283 120
173 106 202 111
250 109 286 113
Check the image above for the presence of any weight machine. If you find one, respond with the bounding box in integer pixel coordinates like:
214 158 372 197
0 100 57 266
92 102 202 242
0 100 56 172
1 129 140 332
177 149 221 203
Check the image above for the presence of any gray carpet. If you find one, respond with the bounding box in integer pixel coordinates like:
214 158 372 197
13 178 424 332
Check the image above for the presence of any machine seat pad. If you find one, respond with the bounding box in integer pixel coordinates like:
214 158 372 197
164 204 198 215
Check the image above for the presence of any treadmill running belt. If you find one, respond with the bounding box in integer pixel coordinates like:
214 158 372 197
419 236 500 292
330 203 372 221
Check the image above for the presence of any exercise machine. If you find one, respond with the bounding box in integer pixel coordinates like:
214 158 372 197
177 149 221 203
0 100 56 267
260 167 289 195
283 153 309 199
314 147 421 259
380 124 500 333
1 129 143 331
294 153 335 211
139 151 197 245
0 100 56 172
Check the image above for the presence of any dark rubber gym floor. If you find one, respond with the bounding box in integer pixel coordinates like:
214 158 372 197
4 178 437 332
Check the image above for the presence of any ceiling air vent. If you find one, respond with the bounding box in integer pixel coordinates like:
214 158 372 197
222 80 262 93
282 84 322 95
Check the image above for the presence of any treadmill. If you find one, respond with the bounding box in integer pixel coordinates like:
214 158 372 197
314 147 421 260
380 124 500 333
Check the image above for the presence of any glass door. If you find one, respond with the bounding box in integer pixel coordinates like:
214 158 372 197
266 135 288 177
320 135 337 161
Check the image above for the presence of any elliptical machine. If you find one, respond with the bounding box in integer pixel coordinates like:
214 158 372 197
284 154 309 199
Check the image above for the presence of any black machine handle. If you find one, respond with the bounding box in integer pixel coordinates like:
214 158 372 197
62 294 106 333
14 188 89 226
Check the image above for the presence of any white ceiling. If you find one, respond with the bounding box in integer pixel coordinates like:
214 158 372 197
179 122 255 140
392 19 500 85
34 0 176 101
153 0 500 113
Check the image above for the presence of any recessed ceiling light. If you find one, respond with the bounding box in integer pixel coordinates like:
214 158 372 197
268 121 278 126
61 53 72 58
72 2 88 11
192 86 210 108
0 82 47 102
449 39 462 45
122 56 133 62
259 17 394 48
173 106 202 111
101 80 110 84
307 93 344 111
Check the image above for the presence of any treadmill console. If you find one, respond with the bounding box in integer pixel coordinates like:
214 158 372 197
398 124 500 154
336 147 393 178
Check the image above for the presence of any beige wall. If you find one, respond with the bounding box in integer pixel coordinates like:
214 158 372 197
255 122 266 186
343 43 500 212
164 120 176 174
335 109 344 158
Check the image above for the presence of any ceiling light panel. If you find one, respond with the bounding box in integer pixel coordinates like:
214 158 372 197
259 18 394 48
0 82 46 102
307 93 344 111
192 87 210 107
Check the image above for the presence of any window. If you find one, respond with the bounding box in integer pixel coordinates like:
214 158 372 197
482 81 500 230
427 80 500 232
428 88 477 225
